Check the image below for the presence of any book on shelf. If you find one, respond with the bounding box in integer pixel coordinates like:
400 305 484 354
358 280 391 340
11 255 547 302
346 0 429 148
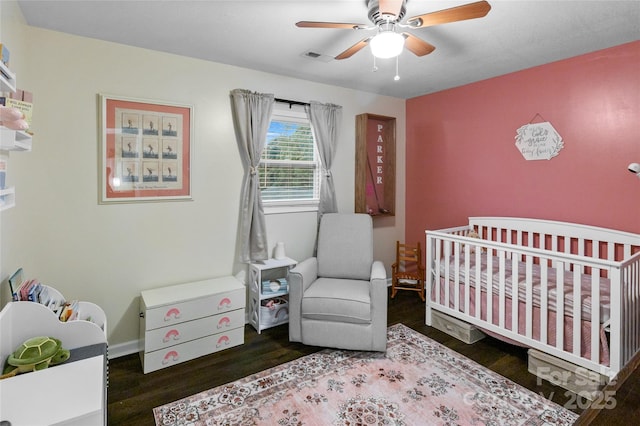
8 267 66 312
8 267 23 301
59 300 80 322
6 268 104 329
0 43 9 68
0 155 7 190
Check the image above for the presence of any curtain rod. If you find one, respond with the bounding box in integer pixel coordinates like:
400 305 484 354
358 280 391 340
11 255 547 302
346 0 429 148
275 97 310 108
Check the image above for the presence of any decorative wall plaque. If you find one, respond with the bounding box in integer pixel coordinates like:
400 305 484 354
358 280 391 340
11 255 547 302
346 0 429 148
515 121 564 161
355 113 395 217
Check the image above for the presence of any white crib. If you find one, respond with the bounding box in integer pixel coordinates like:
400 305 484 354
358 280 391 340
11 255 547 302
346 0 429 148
425 217 640 384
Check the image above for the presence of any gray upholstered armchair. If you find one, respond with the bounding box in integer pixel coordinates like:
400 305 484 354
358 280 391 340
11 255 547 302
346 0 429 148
288 213 387 351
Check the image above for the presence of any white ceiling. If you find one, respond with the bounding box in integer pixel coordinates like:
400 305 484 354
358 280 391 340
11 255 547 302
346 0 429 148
16 0 640 99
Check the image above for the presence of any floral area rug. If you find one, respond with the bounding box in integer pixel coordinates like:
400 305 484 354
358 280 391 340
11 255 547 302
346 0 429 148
154 323 578 425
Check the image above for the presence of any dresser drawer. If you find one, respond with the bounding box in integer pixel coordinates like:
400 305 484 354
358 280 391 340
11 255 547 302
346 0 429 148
141 327 244 373
143 308 244 352
143 287 244 331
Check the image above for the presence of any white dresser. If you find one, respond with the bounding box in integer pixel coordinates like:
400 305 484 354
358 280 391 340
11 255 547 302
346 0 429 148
139 276 245 374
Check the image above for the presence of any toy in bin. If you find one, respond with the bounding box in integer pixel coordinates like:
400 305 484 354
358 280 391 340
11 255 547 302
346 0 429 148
0 336 70 380
260 296 289 326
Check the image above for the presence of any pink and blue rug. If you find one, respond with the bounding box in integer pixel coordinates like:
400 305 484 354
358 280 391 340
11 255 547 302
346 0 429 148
154 323 578 425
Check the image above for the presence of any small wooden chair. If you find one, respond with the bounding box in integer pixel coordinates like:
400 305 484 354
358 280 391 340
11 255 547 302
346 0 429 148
391 241 425 301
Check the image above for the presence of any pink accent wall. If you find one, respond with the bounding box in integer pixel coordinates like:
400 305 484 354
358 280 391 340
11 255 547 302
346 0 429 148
406 41 640 246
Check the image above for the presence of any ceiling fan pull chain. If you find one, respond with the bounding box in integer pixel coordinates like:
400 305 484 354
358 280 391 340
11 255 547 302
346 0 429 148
373 55 378 72
394 56 400 81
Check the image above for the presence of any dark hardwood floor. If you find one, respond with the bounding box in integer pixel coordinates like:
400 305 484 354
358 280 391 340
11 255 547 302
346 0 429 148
108 290 640 425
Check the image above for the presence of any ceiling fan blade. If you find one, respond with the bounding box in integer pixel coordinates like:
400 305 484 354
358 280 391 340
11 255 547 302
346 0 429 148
379 0 404 19
402 33 436 56
296 21 366 30
335 37 372 60
407 1 491 28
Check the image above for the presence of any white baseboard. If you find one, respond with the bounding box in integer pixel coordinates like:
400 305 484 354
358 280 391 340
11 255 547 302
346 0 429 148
108 340 139 359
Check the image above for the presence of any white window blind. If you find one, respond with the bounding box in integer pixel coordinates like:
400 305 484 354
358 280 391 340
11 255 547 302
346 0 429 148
259 109 320 207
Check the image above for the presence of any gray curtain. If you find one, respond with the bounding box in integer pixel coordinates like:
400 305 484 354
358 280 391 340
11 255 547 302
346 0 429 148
305 101 342 218
230 89 274 262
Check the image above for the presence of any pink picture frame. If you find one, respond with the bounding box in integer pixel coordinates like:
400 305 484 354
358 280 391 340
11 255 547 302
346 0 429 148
99 94 192 203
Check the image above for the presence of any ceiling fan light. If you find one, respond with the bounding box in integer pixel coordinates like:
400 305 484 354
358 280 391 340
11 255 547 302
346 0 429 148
370 31 404 59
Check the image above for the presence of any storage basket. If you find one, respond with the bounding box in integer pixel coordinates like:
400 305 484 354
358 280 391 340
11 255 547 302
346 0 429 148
260 296 289 327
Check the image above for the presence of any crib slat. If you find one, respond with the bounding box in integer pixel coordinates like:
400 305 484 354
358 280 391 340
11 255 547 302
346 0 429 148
540 261 549 345
505 228 513 260
475 249 482 320
444 241 450 306
556 265 565 351
525 255 533 338
609 267 621 374
486 251 493 324
498 251 506 329
464 244 471 315
511 255 519 333
577 238 585 273
550 234 559 269
572 269 582 356
590 268 600 364
634 262 639 359
453 242 460 312
632 262 640 359
608 242 615 262
435 241 442 305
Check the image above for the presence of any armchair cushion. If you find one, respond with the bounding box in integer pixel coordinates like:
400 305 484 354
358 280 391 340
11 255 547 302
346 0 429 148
301 278 372 324
317 213 373 280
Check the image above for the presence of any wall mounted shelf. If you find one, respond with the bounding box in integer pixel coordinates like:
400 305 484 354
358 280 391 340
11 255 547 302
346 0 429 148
0 60 32 213
0 61 17 92
355 113 396 217
0 127 32 151
0 186 15 211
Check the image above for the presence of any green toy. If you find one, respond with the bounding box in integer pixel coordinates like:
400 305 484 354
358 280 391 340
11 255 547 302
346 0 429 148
0 336 70 379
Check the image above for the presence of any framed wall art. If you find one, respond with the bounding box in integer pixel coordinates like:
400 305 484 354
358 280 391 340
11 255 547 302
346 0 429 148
354 113 396 217
99 94 192 203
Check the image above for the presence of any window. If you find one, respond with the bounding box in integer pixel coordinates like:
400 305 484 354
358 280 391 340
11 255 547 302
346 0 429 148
259 108 320 212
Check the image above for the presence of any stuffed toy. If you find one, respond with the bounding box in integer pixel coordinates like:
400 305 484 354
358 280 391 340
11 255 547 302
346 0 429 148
0 336 70 380
465 230 485 253
0 105 28 131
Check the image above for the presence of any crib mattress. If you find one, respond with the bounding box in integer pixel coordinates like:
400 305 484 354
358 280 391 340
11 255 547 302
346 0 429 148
438 253 611 323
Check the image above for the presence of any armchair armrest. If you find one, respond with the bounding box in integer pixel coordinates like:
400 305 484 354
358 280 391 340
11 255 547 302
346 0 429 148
289 257 318 290
371 260 387 282
288 257 318 342
370 260 388 350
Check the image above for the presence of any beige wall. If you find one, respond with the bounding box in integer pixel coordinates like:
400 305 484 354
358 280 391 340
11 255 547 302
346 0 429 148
0 1 406 355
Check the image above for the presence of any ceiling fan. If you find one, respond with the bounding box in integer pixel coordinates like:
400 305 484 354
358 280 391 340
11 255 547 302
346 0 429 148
296 0 491 60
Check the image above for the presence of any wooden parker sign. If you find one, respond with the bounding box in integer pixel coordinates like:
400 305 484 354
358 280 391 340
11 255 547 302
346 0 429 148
355 113 396 216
